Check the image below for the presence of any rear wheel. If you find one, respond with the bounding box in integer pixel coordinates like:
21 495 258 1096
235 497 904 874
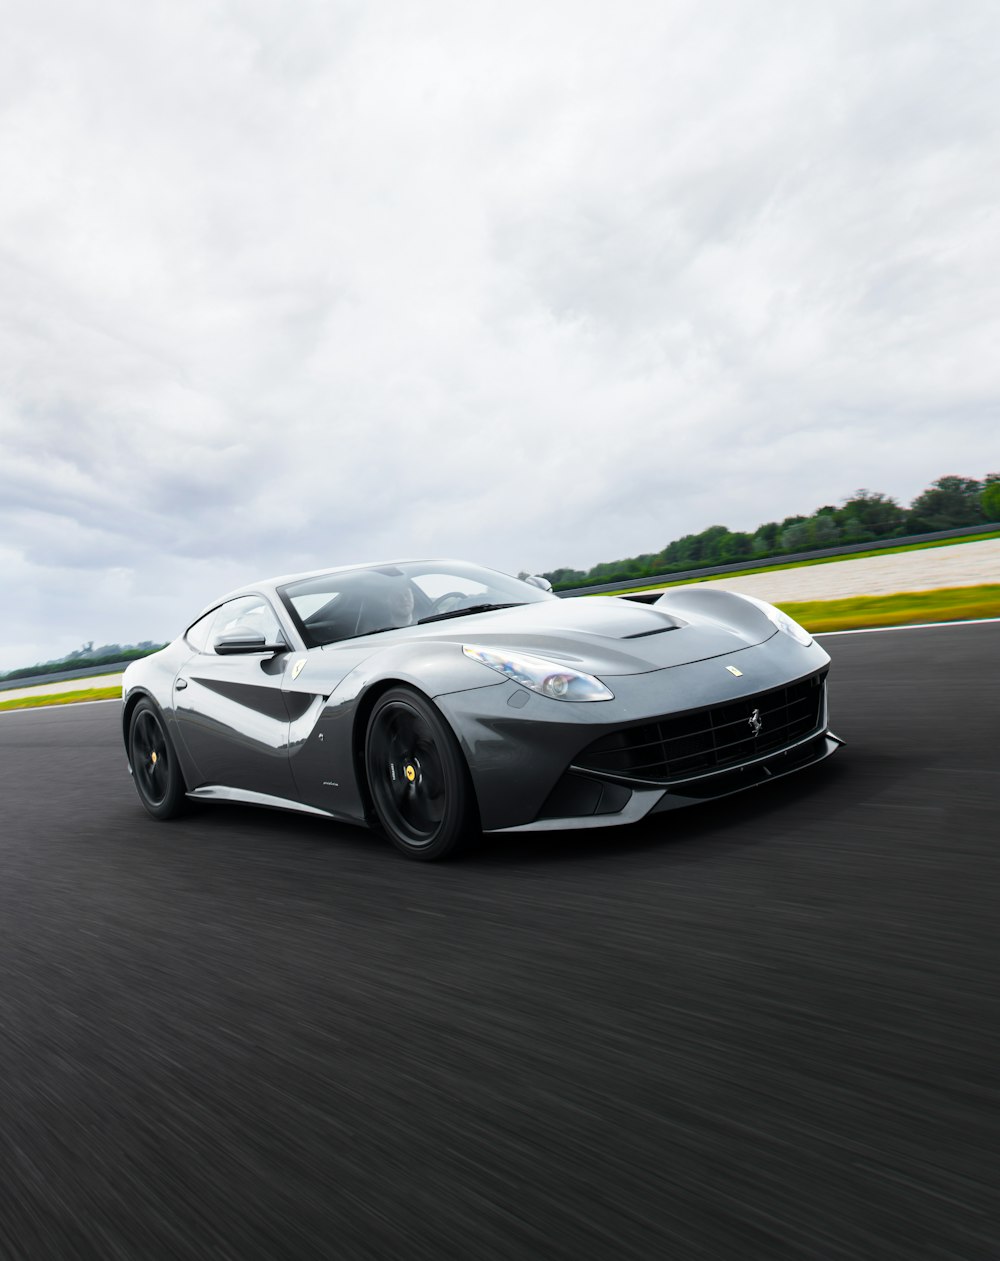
364 687 477 860
129 699 187 820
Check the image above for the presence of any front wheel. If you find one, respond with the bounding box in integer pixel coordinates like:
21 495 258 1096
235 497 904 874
128 698 188 820
364 687 478 860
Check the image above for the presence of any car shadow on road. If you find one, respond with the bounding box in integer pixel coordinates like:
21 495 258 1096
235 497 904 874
466 754 864 869
152 747 919 874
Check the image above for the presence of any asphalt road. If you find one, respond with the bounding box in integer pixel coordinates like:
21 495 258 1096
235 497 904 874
1 623 997 1259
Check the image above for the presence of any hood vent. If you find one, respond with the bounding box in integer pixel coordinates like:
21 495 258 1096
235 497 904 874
621 625 679 640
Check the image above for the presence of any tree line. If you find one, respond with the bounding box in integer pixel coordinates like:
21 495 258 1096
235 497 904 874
543 473 1000 591
5 472 997 677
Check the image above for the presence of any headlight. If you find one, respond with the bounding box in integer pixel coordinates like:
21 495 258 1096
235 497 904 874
738 595 813 646
463 644 614 701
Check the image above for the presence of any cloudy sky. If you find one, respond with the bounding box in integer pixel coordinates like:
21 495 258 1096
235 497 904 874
2 0 998 670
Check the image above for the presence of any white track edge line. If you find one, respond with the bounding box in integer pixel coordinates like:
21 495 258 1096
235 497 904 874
0 697 122 715
816 616 1000 637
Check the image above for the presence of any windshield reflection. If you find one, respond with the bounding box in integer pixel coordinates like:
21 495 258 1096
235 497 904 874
278 561 554 648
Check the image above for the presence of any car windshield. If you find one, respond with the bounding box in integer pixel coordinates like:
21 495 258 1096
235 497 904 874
278 561 556 648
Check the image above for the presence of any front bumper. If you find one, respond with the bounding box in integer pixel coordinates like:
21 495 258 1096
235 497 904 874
435 632 839 833
495 730 844 833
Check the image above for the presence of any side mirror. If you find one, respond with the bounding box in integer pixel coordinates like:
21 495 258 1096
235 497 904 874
214 633 288 656
523 574 553 592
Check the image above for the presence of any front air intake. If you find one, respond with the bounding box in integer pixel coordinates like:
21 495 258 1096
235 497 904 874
574 670 827 785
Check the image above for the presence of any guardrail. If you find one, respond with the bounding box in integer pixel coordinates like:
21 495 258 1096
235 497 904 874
0 662 132 693
554 522 999 598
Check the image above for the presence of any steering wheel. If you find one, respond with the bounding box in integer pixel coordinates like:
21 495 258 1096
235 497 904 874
431 591 471 614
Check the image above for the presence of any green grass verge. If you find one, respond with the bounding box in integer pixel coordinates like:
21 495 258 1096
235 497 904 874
778 585 1000 633
0 685 123 712
598 530 1000 596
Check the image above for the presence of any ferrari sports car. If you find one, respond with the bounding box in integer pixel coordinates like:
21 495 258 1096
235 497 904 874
122 559 842 860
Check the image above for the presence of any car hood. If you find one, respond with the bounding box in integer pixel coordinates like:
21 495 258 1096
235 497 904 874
322 595 776 677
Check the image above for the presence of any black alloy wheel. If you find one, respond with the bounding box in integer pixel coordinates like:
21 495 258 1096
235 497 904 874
364 687 477 860
129 698 187 820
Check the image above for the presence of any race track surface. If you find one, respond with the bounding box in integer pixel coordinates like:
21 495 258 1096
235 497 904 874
1 623 997 1259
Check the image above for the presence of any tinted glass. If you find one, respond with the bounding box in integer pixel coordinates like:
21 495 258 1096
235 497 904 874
279 561 554 648
185 609 219 653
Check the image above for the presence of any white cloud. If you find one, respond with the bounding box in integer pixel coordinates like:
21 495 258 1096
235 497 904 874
1 0 998 669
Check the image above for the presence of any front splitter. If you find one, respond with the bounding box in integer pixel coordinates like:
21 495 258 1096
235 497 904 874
489 731 843 834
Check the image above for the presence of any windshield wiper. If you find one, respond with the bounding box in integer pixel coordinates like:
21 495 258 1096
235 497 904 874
417 602 525 625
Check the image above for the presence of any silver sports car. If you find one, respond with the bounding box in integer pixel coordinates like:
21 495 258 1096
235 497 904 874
122 559 842 859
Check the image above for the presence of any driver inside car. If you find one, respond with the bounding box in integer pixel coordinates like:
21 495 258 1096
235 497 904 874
384 581 416 628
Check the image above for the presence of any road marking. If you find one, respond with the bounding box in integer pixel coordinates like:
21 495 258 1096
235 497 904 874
0 697 122 716
816 617 1000 637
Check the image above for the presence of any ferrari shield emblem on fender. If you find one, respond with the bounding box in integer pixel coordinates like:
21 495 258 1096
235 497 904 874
726 666 743 677
291 658 307 680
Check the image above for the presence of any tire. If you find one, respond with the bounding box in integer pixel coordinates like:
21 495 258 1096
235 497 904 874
364 687 478 860
128 698 188 820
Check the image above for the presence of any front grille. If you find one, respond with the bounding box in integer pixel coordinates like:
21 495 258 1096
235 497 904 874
575 670 827 785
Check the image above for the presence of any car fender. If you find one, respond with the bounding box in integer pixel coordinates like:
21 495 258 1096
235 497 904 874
653 585 779 640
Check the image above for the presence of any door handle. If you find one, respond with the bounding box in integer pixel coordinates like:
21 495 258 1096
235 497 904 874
175 678 188 690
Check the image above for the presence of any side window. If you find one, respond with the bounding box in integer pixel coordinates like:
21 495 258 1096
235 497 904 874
185 609 219 653
212 595 285 650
